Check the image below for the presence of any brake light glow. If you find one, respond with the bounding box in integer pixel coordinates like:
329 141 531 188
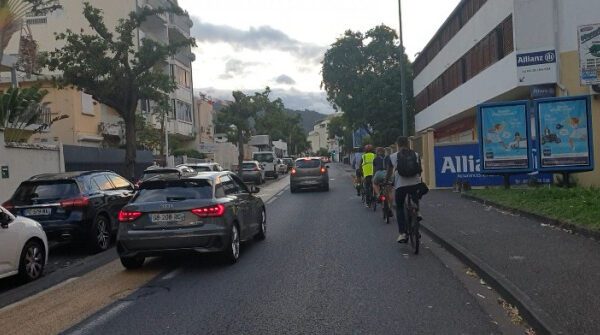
320 167 326 174
60 196 89 208
118 210 142 222
192 204 225 218
379 195 386 202
291 168 297 175
2 200 14 210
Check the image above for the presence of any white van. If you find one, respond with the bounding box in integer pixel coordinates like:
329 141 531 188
253 151 278 179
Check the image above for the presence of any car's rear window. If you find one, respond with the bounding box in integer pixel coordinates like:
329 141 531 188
190 166 211 172
13 181 80 203
134 180 212 203
254 153 274 162
242 163 257 170
295 159 321 169
142 171 179 181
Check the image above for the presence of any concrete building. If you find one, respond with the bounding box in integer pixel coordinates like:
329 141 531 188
1 0 195 148
308 119 330 154
412 0 600 187
195 93 216 145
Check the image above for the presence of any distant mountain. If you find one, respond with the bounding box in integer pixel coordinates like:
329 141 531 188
286 109 327 133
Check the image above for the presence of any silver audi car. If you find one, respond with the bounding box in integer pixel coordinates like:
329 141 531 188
116 172 266 268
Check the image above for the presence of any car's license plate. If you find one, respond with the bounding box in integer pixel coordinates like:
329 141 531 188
150 213 186 223
24 208 52 216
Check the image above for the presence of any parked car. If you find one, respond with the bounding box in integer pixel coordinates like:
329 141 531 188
240 161 265 184
177 163 223 173
276 159 288 174
0 206 48 282
282 157 294 171
116 171 266 268
252 151 278 179
140 166 196 183
290 157 330 193
2 171 135 253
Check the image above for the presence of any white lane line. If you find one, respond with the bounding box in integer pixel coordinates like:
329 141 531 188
161 268 182 281
266 196 278 205
67 300 133 335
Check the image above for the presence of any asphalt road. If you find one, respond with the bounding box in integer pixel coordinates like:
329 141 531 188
64 165 503 334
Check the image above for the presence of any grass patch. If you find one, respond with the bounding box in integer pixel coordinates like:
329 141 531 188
467 187 600 230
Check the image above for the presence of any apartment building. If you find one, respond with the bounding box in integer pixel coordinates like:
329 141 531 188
195 93 216 145
1 0 195 148
412 0 600 187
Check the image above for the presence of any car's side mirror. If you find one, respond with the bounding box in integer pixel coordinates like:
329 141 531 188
0 212 13 229
250 186 260 194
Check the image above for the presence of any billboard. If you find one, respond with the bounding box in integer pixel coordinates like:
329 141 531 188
434 143 551 188
578 23 600 85
516 49 558 86
536 96 594 172
478 101 532 173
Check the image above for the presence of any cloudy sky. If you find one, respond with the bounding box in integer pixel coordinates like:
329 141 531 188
179 0 460 114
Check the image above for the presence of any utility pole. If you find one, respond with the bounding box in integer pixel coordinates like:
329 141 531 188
398 0 409 137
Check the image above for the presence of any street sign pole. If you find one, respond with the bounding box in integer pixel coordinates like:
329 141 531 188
398 0 408 137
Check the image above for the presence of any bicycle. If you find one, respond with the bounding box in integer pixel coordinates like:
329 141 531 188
404 192 422 254
378 183 393 224
363 176 375 209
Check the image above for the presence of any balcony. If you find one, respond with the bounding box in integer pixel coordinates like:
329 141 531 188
98 122 124 138
139 0 169 22
167 119 195 139
173 48 195 66
168 12 192 41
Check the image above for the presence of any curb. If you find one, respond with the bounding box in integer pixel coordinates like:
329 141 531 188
0 248 118 309
421 223 566 335
461 193 600 241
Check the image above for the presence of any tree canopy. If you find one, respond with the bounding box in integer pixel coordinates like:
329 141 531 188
43 2 195 177
321 25 415 146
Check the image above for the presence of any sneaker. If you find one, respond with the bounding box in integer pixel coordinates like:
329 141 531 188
388 209 394 218
397 233 408 243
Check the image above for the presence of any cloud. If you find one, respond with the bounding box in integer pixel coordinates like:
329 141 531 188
197 87 334 115
191 18 326 63
274 74 296 85
219 59 260 79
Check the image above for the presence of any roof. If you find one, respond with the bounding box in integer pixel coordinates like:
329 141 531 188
177 163 219 167
28 170 113 181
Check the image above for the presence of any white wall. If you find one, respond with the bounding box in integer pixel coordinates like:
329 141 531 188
0 131 65 202
413 0 514 94
416 53 519 132
557 0 600 52
212 142 239 171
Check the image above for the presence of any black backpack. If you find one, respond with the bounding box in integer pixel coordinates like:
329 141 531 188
396 149 422 177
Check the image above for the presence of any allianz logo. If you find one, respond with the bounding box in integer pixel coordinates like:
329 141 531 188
440 155 481 174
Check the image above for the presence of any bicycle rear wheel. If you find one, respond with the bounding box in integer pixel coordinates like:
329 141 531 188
409 216 420 254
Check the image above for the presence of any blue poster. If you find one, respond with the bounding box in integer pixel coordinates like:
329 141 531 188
536 96 594 171
478 102 532 172
435 143 551 188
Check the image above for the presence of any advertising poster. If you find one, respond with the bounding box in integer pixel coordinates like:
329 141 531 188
434 143 551 188
478 102 531 172
536 96 594 171
578 23 600 85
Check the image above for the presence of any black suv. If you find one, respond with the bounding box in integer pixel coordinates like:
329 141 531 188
2 171 134 253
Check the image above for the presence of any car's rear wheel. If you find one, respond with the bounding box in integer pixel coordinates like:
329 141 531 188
18 239 45 282
89 215 111 253
120 256 145 269
290 186 297 193
255 208 267 241
224 224 240 264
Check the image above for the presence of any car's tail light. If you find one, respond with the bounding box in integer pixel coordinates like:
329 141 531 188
320 167 326 174
60 196 89 208
192 204 225 218
291 168 297 175
2 200 14 210
118 210 142 222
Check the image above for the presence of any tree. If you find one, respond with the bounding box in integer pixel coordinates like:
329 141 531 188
0 0 62 64
321 25 415 145
43 2 195 177
316 147 330 157
217 91 258 176
0 86 68 141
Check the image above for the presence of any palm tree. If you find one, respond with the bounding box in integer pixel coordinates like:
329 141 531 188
0 0 32 65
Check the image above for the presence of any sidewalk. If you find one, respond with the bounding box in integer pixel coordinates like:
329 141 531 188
421 190 600 334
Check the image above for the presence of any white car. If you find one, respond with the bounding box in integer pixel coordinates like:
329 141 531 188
253 152 278 179
177 163 223 173
276 159 288 174
0 206 48 282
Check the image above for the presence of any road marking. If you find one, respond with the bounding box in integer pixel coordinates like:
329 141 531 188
0 276 80 314
266 196 278 205
160 268 182 281
67 300 133 335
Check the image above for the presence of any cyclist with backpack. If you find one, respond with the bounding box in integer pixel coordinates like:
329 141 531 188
385 136 426 243
361 145 376 207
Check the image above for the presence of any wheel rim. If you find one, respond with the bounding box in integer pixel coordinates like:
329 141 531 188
25 245 43 279
231 225 240 259
96 218 110 250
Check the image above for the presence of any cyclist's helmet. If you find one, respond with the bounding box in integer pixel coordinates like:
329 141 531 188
364 144 374 153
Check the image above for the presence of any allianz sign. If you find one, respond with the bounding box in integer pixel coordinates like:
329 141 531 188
517 50 556 67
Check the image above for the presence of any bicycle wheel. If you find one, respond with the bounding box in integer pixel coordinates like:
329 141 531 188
409 213 420 255
383 202 390 224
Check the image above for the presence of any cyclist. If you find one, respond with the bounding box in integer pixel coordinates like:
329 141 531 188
385 136 425 243
372 147 386 200
361 145 376 207
351 147 363 196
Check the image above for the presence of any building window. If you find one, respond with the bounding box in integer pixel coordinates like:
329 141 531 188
171 64 191 88
81 92 94 116
175 100 192 123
